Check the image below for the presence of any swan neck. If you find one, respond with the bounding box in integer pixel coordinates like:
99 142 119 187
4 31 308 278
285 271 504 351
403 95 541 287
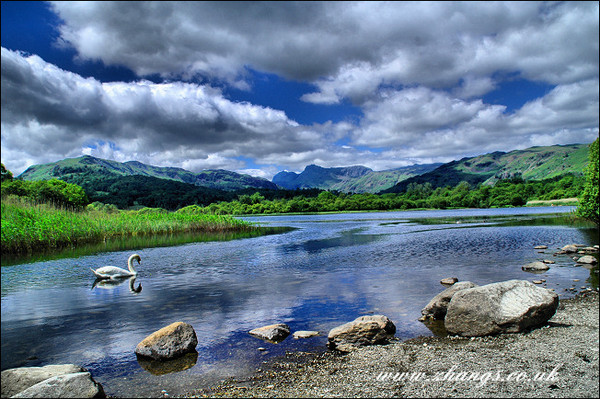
128 256 138 274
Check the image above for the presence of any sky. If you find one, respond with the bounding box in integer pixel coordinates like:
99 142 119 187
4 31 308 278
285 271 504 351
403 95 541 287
1 1 598 180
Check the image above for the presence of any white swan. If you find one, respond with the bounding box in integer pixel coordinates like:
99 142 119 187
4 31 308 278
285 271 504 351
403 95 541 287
90 254 140 279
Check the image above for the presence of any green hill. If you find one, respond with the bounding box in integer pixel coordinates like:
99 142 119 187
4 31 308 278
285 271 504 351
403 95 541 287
382 143 590 193
18 155 278 191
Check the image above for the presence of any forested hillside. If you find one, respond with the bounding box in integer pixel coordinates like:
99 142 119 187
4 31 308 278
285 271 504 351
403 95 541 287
383 143 589 193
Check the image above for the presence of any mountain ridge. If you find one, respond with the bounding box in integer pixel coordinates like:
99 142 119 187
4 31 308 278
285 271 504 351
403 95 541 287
273 163 442 193
382 143 590 193
19 155 278 191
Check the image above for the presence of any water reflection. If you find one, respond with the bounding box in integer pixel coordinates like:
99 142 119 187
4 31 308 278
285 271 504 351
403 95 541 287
137 352 198 375
420 319 448 337
282 228 383 254
91 276 142 294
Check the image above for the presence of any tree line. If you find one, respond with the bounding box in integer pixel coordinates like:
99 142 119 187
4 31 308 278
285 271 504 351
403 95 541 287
193 174 585 215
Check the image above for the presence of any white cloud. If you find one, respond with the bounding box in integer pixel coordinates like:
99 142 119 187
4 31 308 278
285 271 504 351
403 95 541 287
453 76 497 99
2 2 598 180
49 2 597 96
0 47 322 176
350 81 598 161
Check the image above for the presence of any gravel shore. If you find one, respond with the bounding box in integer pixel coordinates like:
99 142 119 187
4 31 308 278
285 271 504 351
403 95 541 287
191 290 599 398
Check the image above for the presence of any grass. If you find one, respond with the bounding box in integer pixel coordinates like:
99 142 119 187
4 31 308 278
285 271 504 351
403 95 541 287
525 197 579 207
1 196 257 255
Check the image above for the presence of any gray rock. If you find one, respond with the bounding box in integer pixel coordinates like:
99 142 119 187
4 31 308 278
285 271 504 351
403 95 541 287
293 330 320 339
562 244 579 253
445 280 559 337
135 321 198 360
522 261 550 272
420 281 478 320
327 315 396 352
576 255 598 264
1 364 86 398
11 372 105 398
249 323 291 343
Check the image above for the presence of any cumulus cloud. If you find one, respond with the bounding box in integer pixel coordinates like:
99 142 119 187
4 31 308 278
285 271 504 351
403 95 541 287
50 1 598 97
1 2 598 179
0 47 323 175
351 81 598 160
301 2 599 105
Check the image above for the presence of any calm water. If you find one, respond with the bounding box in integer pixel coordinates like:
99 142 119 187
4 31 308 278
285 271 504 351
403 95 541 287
1 207 598 397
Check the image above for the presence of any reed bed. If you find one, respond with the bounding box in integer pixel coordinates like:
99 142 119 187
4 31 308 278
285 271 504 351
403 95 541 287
1 197 256 255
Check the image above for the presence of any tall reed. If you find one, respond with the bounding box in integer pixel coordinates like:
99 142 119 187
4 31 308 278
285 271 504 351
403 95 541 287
1 196 256 254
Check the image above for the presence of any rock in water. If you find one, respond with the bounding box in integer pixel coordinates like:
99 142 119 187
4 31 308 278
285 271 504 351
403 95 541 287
420 281 478 320
249 323 291 343
293 330 320 339
445 280 559 337
135 322 198 360
522 261 550 272
440 277 458 286
576 255 597 264
561 244 578 253
327 315 396 352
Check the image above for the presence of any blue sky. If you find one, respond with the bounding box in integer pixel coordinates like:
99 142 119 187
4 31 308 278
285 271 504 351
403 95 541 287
1 1 598 179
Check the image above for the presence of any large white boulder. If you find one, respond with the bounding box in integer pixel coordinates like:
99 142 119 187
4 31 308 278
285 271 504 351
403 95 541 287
445 280 559 337
1 365 104 398
12 372 105 398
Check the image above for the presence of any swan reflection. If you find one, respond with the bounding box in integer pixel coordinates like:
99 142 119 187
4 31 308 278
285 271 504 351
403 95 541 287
92 276 142 294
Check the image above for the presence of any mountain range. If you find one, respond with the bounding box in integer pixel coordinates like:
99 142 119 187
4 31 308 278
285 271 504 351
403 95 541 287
18 155 278 191
272 163 442 193
16 143 591 196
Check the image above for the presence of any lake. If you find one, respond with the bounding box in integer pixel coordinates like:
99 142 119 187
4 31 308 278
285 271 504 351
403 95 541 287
1 207 598 397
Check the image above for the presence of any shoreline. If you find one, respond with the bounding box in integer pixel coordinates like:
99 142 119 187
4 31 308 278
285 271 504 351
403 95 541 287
190 290 599 398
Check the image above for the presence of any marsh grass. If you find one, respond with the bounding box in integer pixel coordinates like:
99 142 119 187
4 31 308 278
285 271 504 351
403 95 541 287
1 196 257 255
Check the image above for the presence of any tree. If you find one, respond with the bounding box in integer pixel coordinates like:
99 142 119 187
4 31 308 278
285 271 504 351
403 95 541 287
577 138 599 224
1 163 13 182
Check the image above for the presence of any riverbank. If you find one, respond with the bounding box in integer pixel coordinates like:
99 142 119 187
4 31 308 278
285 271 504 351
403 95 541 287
1 197 258 255
192 290 599 398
